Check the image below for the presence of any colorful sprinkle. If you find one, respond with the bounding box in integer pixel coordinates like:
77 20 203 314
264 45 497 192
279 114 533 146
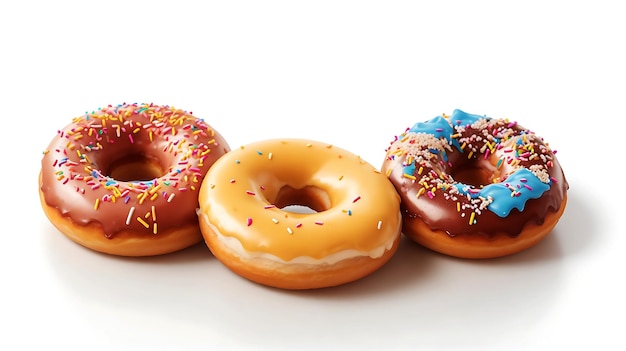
385 109 563 236
137 216 150 228
167 193 175 203
41 102 224 237
403 173 416 180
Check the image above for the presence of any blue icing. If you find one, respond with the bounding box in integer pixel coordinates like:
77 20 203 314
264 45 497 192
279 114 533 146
403 162 416 176
408 109 484 152
454 168 550 217
408 115 458 149
407 109 552 218
409 115 453 138
449 109 484 128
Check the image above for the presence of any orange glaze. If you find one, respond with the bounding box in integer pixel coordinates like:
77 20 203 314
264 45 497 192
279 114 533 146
40 103 230 256
197 139 402 289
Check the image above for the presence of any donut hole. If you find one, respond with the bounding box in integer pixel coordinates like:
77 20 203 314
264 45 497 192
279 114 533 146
274 185 330 214
450 160 499 188
281 205 318 214
104 153 167 182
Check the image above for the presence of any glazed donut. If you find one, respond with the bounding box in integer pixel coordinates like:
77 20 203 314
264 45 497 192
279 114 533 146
382 109 568 259
39 103 230 256
197 139 402 289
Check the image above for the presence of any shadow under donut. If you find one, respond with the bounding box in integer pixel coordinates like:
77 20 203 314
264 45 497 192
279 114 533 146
40 186 591 350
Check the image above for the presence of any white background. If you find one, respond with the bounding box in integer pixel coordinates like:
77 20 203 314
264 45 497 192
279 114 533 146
1 1 623 350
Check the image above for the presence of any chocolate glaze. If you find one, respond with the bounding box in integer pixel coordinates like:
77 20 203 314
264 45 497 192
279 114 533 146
382 110 568 238
40 103 230 238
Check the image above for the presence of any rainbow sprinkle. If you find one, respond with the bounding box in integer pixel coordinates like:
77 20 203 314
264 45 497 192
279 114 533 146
41 102 224 238
385 109 562 233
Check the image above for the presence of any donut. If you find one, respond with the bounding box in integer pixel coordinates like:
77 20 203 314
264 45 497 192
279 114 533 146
382 109 568 259
197 139 402 289
39 103 230 256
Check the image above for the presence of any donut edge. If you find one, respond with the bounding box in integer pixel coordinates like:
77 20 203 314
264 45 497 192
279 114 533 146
199 213 402 290
402 195 568 259
39 173 203 257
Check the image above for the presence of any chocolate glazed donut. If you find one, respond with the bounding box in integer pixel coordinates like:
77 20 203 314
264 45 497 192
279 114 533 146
382 109 568 258
40 103 230 256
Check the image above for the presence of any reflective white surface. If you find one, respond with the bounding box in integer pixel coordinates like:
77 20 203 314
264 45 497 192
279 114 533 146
2 1 623 350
